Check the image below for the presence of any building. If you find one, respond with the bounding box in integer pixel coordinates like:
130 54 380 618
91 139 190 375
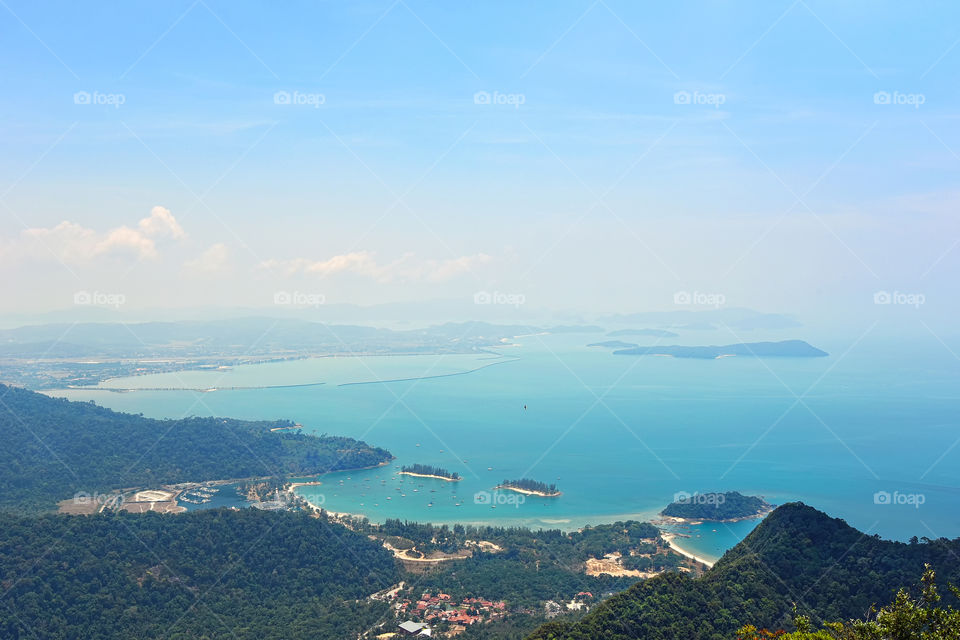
398 620 432 636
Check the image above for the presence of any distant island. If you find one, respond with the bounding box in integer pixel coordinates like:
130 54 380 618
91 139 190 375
399 464 461 481
496 478 561 497
612 339 828 359
607 329 679 338
661 491 773 521
587 340 638 349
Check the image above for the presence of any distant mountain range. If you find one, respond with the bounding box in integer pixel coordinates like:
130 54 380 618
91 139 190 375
0 318 604 360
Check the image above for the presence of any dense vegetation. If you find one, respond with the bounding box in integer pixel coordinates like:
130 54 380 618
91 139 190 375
347 517 677 608
0 384 392 511
400 463 462 480
737 566 960 639
661 491 772 520
0 508 400 639
528 503 960 640
498 478 560 495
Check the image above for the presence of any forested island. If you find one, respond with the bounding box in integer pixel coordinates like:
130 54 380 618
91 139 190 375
496 478 562 497
400 464 462 481
0 384 392 512
661 491 773 521
612 339 828 359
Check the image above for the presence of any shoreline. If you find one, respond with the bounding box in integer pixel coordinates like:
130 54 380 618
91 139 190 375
399 471 461 482
494 485 562 498
654 507 774 527
660 532 717 568
297 493 719 569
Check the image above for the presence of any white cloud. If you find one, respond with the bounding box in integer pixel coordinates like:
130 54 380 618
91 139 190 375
260 251 492 283
138 206 185 239
13 206 185 263
184 243 230 274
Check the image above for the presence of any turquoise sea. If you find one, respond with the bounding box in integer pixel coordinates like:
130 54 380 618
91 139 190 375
51 331 960 564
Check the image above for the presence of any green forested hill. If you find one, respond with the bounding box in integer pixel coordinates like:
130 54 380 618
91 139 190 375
0 508 400 639
0 384 392 511
661 491 771 520
529 503 960 640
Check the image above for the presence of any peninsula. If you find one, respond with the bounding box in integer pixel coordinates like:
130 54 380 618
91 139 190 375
613 339 828 359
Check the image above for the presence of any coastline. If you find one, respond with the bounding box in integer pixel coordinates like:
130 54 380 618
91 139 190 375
655 507 774 526
399 471 461 482
494 485 562 498
297 492 719 569
660 531 717 568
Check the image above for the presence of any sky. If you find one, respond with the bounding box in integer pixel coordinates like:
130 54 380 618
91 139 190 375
1 0 958 325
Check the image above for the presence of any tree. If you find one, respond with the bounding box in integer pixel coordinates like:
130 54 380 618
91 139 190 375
736 566 960 640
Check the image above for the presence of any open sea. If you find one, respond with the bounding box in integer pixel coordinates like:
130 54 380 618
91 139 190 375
50 330 960 564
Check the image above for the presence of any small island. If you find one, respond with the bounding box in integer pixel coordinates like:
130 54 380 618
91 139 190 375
613 340 828 359
587 340 639 349
607 329 679 338
495 478 561 497
660 491 773 521
399 464 462 482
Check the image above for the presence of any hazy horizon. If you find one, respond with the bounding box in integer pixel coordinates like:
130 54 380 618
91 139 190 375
2 1 958 327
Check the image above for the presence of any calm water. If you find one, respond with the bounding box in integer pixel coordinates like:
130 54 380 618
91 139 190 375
52 332 960 563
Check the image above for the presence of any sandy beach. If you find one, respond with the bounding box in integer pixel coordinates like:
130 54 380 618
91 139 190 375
399 471 461 482
661 532 716 568
494 485 562 498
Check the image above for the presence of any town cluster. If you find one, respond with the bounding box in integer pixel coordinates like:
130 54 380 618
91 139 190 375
395 592 507 633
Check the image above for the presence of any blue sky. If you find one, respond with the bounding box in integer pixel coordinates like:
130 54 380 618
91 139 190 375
1 0 958 322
